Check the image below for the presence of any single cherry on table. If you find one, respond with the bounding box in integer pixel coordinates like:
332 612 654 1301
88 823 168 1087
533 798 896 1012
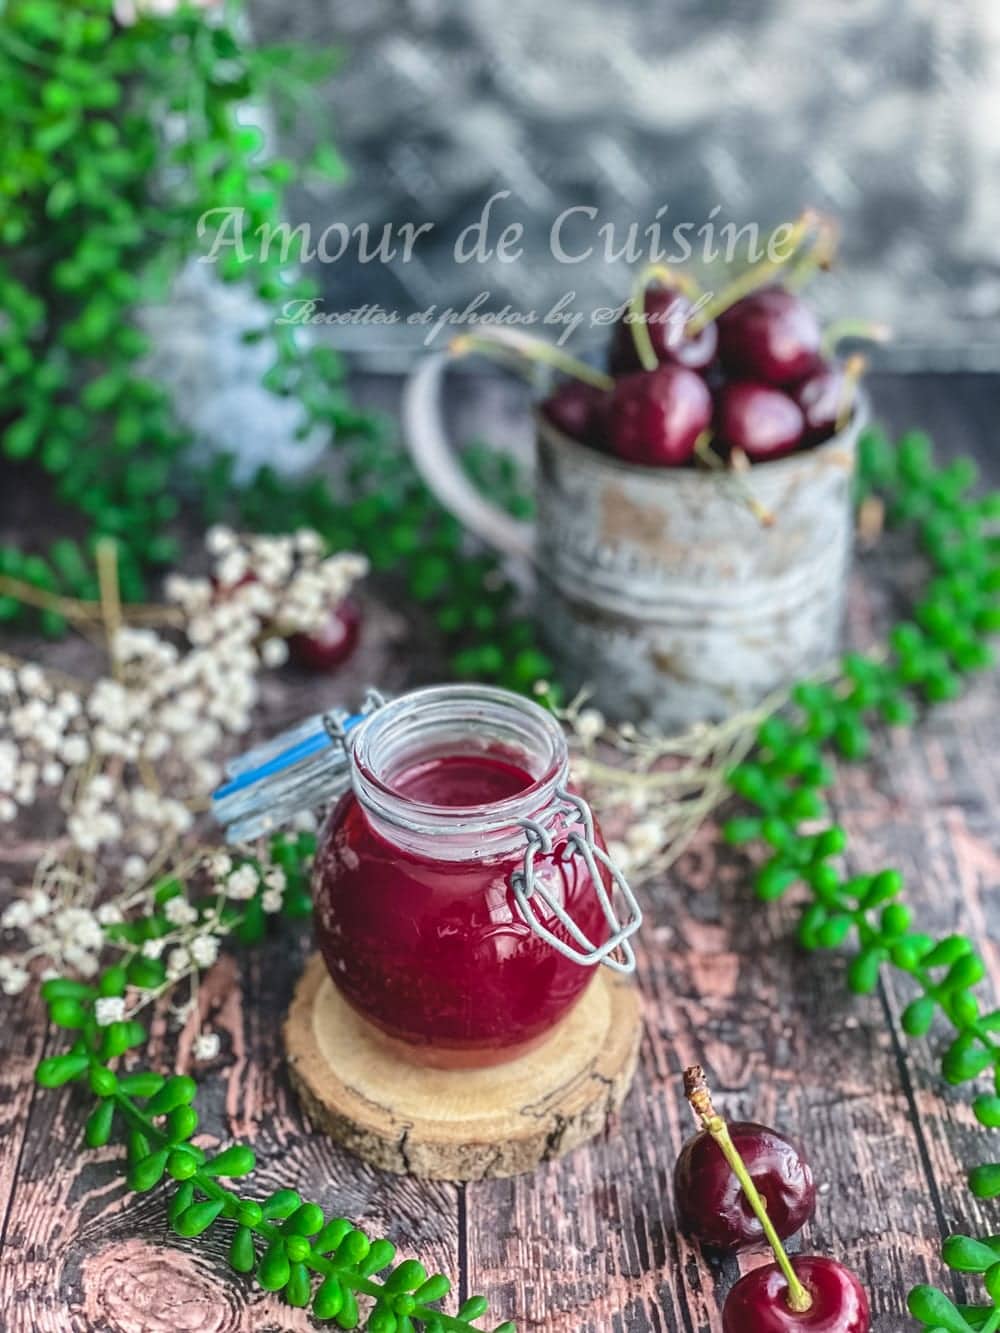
723 1256 870 1333
674 1120 815 1249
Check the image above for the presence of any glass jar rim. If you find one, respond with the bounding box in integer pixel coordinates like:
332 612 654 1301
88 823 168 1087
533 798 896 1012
349 683 569 847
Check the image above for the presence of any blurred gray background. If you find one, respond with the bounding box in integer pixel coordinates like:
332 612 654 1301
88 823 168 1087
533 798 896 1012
250 0 1000 370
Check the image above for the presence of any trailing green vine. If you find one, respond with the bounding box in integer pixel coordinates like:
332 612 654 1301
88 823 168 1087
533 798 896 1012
721 426 1000 1329
34 834 512 1333
0 0 551 693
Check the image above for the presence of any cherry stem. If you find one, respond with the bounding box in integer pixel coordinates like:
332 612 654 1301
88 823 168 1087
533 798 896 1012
784 214 840 291
694 435 775 529
836 354 867 433
686 210 820 334
450 330 614 392
628 264 702 372
820 319 892 358
683 1066 812 1315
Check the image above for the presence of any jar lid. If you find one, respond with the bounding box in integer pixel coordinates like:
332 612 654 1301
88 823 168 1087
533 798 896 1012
211 690 386 843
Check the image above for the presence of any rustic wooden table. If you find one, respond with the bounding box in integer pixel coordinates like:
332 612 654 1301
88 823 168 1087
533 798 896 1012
1 373 998 1333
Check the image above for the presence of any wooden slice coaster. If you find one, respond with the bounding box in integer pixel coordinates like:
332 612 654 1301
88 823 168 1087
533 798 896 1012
284 954 642 1180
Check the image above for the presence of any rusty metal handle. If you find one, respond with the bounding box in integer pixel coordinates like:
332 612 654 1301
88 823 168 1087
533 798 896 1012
401 351 536 564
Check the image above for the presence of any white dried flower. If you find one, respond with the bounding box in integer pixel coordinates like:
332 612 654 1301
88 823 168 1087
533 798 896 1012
189 935 219 968
164 897 198 927
260 637 289 668
261 889 283 914
193 1031 221 1061
142 938 165 960
95 996 125 1027
60 735 89 766
209 853 233 879
206 524 236 555
225 864 259 901
574 709 606 743
17 664 48 697
166 946 190 980
123 855 148 882
2 900 34 930
0 959 30 996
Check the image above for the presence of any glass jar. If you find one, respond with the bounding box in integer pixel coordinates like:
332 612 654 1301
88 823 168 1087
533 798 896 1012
212 684 641 1069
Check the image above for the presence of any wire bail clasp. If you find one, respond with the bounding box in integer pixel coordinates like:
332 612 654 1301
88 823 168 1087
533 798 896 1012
211 688 386 843
510 787 642 974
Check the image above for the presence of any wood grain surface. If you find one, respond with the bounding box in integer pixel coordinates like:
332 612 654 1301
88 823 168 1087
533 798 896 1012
0 372 998 1332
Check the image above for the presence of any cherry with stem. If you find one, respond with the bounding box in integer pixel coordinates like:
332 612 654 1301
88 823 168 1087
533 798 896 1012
686 210 822 336
625 264 710 374
682 1066 870 1333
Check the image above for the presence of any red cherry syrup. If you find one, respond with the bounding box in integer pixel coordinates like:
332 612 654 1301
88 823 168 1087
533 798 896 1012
313 752 610 1067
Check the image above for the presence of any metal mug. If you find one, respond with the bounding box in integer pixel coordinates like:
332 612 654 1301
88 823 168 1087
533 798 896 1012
402 353 864 728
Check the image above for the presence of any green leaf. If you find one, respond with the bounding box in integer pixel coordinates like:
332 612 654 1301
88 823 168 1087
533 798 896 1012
945 954 987 991
367 1305 397 1333
359 1239 397 1277
313 1275 344 1318
166 1105 199 1143
335 1287 360 1329
49 997 88 1028
285 1201 324 1234
285 1261 312 1308
84 1099 115 1148
754 861 797 902
942 1037 993 1085
230 1225 257 1273
923 936 973 969
128 1130 150 1165
902 996 937 1037
41 978 96 1002
336 1228 371 1266
906 1288 974 1333
847 948 882 995
257 1238 290 1292
89 1066 117 1097
127 956 167 989
262 1189 301 1220
973 1096 1000 1128
969 1163 1000 1199
118 1071 166 1098
145 1075 197 1116
942 1235 1000 1274
204 1144 256 1178
722 817 762 845
168 1182 196 1227
413 1275 451 1303
128 1149 169 1192
386 1260 427 1292
315 1217 353 1254
173 1199 225 1239
35 1053 90 1087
